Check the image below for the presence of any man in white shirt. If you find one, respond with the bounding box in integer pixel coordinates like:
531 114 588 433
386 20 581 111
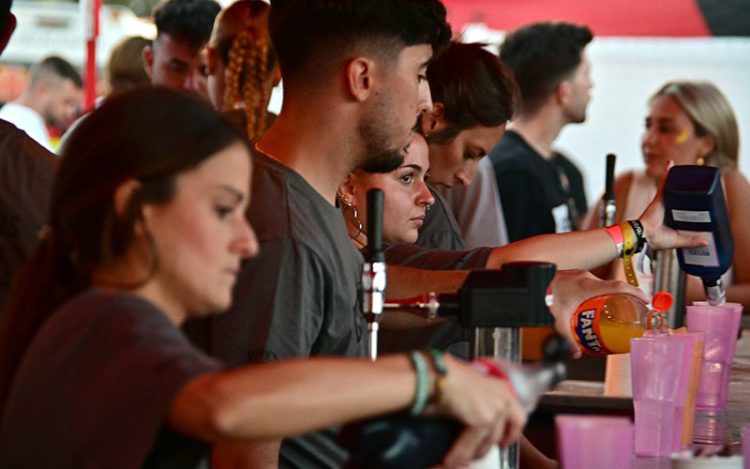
0 56 82 151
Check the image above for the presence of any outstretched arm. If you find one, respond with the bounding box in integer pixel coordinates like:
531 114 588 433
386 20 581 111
169 354 526 468
485 164 706 271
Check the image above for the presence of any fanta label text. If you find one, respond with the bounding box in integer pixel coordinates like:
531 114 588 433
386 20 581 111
574 308 604 353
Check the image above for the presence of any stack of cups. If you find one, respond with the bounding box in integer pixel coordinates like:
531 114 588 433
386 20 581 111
686 302 743 410
631 335 697 457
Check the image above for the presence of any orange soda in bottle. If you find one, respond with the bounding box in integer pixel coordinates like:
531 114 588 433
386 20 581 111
570 291 673 355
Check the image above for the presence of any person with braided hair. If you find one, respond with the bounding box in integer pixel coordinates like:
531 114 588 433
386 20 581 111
205 0 280 140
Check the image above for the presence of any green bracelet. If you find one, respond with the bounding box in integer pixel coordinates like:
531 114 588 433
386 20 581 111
426 348 447 404
409 351 430 415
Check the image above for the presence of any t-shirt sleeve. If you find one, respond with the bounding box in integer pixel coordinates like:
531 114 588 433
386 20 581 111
72 295 221 468
210 238 327 365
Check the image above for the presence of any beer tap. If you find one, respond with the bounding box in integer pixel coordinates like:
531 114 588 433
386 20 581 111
362 189 386 360
601 153 617 227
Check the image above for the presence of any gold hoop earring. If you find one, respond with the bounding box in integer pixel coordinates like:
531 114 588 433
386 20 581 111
696 156 706 166
337 192 363 239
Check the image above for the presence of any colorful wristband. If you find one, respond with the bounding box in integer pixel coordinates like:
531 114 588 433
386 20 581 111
621 221 639 287
426 349 447 405
409 351 431 415
604 224 624 258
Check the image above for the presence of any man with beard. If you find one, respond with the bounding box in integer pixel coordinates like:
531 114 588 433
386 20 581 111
490 22 593 242
0 56 82 152
204 1 452 467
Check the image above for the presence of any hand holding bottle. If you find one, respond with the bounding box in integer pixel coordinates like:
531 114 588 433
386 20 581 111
339 347 566 469
546 269 649 358
434 354 526 467
570 291 673 355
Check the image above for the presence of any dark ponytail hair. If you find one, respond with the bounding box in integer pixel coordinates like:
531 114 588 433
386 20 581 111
0 87 248 418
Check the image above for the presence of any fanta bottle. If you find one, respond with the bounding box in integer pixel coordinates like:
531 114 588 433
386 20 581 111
570 291 673 355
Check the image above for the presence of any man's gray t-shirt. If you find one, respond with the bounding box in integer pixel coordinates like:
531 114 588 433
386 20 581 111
208 154 366 468
0 289 221 469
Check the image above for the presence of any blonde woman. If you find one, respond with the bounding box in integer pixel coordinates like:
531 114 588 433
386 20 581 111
583 81 750 308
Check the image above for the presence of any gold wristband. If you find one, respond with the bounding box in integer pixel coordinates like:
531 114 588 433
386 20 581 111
621 221 639 287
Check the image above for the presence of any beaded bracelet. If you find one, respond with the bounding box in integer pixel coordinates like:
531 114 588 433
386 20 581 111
426 348 447 405
409 351 431 415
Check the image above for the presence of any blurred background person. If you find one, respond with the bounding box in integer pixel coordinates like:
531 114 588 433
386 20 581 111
490 22 593 242
0 55 82 151
106 35 152 96
143 0 220 99
583 80 750 309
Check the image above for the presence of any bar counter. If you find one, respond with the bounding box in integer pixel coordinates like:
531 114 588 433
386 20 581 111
528 329 750 465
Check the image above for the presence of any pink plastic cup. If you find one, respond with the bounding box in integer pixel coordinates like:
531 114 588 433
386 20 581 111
686 303 743 410
631 336 687 457
556 415 633 469
742 424 750 469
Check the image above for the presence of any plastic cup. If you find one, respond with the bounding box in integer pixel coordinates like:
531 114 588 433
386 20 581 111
556 415 633 469
631 336 687 456
686 303 743 410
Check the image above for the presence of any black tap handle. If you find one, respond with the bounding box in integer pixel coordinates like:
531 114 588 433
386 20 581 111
366 189 384 263
604 153 616 200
